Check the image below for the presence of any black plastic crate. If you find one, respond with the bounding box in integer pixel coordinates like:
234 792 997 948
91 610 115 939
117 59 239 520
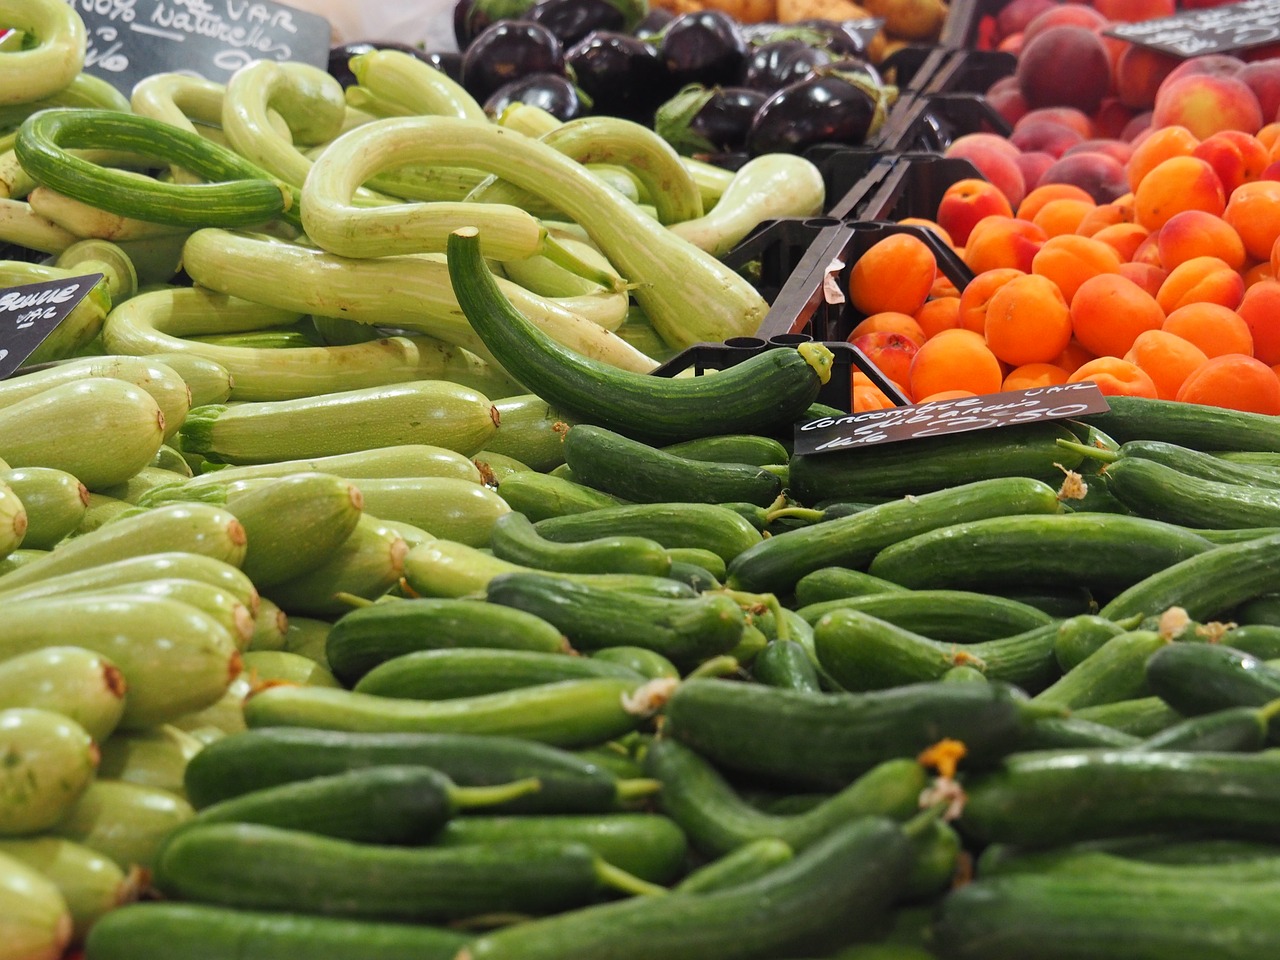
856 151 985 223
880 91 1012 154
721 215 846 308
921 48 1017 96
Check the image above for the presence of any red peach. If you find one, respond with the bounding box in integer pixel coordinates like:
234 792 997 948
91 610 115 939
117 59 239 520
1152 73 1265 139
1017 25 1112 115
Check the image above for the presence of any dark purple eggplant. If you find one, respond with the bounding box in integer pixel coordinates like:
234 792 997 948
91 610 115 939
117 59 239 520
745 70 891 157
484 71 587 121
423 50 466 84
454 0 541 50
633 7 675 40
565 30 672 124
658 10 747 90
527 0 633 47
654 84 767 156
739 39 832 93
461 20 566 102
825 55 881 88
788 18 872 57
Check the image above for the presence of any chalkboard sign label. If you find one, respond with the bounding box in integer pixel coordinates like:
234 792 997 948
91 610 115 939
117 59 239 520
0 274 103 381
1104 0 1280 58
66 0 332 97
793 381 1111 456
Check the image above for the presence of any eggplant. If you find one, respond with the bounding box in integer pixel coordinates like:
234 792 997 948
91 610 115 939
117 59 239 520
484 72 588 121
461 20 566 102
655 84 768 156
634 7 675 40
745 70 892 157
565 30 673 124
423 50 466 84
454 0 540 49
527 0 641 46
740 39 832 93
658 10 748 90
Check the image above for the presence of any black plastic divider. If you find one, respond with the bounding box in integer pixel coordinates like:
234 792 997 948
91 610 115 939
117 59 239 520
940 0 1013 51
858 151 985 222
885 91 1013 154
921 48 1017 96
720 215 844 308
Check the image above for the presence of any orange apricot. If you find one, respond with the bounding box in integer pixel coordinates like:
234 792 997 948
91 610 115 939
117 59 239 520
1155 210 1247 271
1133 156 1227 232
1123 328 1211 399
1234 279 1280 364
1032 197 1098 237
1070 273 1166 358
1126 124 1200 192
1175 353 1280 413
1002 362 1071 390
908 328 1005 400
1030 234 1124 305
1091 222 1150 261
1223 178 1280 261
848 233 939 316
1066 356 1160 397
957 268 1026 334
984 273 1074 365
848 312 928 348
1161 302 1254 357
1156 255 1246 313
1017 183 1096 221
963 216 1047 274
914 296 962 339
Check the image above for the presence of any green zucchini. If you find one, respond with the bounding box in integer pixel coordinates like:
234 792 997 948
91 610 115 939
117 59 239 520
563 424 784 507
535 502 764 564
96 725 204 798
50 780 194 871
0 467 86 550
352 476 509 548
486 394 573 472
0 646 126 743
281 615 332 668
0 836 134 943
143 353 234 407
353 649 642 701
470 451 529 484
726 477 1064 595
0 849 71 960
246 596 287 652
496 470 624 521
182 444 483 488
489 510 671 577
178 380 499 465
0 708 97 836
74 577 255 653
445 227 830 444
262 515 407 617
241 650 340 688
84 902 466 960
325 597 570 687
866 513 1214 593
1102 456 1280 528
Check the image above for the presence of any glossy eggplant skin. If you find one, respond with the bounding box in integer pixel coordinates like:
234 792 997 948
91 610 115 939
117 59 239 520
461 20 567 102
484 71 587 121
658 10 748 89
745 72 881 157
566 30 673 125
455 0 540 49
740 40 832 93
527 0 626 47
692 87 769 154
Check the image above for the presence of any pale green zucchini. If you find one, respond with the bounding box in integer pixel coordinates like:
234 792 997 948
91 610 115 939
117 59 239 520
178 444 482 490
0 849 71 960
168 676 251 743
0 0 85 106
0 467 87 549
242 650 342 689
0 837 135 944
50 780 194 871
0 479 26 559
97 725 204 799
248 597 289 653
0 647 126 743
263 516 408 617
72 578 255 653
353 476 510 548
141 353 234 407
0 708 97 836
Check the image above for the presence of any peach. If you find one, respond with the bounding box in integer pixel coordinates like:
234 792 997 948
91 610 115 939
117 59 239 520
936 178 1016 247
1062 139 1134 166
1239 59 1280 124
1151 73 1265 140
1016 107 1098 141
1094 0 1175 21
1115 44 1181 110
996 0 1057 43
1164 53 1247 84
1036 151 1129 203
1016 26 1112 114
988 81 1031 127
1011 120 1085 158
945 136 1028 210
1192 130 1271 195
1120 111 1154 142
851 332 919 388
1015 150 1056 191
1092 102 1141 143
1022 4 1109 42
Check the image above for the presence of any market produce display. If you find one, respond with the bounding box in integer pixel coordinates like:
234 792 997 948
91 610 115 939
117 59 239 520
9 0 1280 957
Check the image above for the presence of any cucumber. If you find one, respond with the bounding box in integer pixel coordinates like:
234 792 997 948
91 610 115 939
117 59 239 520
183 727 649 814
1133 704 1275 753
185 444 483 487
486 571 746 668
84 902 466 960
97 725 204 798
562 424 784 507
1081 394 1280 450
325 597 570 687
662 678 1043 790
664 546 726 581
661 433 790 467
353 476 509 547
644 738 926 857
178 381 499 464
0 646 126 743
0 594 240 730
751 640 823 693
866 513 1215 593
0 709 97 836
489 510 672 577
793 567 910 607
434 812 688 884
0 836 134 944
50 780 194 871
0 850 71 960
726 477 1064 595
456 817 916 960
1101 438 1280 488
590 646 682 681
1030 629 1169 711
1073 697 1184 737
241 676 673 749
183 765 538 845
486 394 573 472
446 227 829 444
1103 456 1280 528
1052 614 1131 672
798 589 1053 641
0 502 248 591
961 748 1280 847
494 470 623 522
153 822 646 921
786 422 1084 503
0 467 87 550
1144 643 1280 720
354 649 642 701
263 515 407 617
535 502 764 564
0 378 166 490
672 838 794 893
1016 716 1142 750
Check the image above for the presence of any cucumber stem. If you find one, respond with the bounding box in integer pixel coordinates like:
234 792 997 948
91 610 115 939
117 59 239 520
722 589 791 643
1056 437 1119 462
1257 697 1280 724
615 777 662 801
450 776 543 810
686 655 741 680
332 591 377 609
765 506 825 524
594 858 670 897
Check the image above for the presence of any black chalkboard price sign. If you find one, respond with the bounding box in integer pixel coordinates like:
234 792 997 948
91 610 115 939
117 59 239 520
793 380 1111 456
0 274 103 381
1104 0 1280 58
65 0 332 96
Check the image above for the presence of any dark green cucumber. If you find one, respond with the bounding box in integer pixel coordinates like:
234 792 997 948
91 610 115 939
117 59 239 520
433 813 688 884
563 424 784 507
793 567 910 607
494 471 623 522
813 611 1062 693
536 502 763 564
84 902 467 960
751 640 823 693
1030 629 1169 711
1072 696 1183 737
324 598 570 687
446 228 830 445
931 869 1280 960
1016 716 1142 750
1099 532 1280 622
183 728 651 814
663 547 727 581
661 434 790 467
1090 438 1280 488
456 817 916 960
1145 643 1280 719
352 648 642 700
726 477 1063 595
485 571 745 668
961 748 1280 847
1133 704 1276 753
995 586 1097 618
154 822 645 922
662 678 1045 790
1212 624 1280 659
798 589 1052 641
1080 394 1280 450
181 765 538 844
643 738 925 857
1052 614 1132 672
1102 456 1280 528
866 513 1213 594
672 838 794 893
589 646 681 680
1236 593 1280 626
489 510 671 577
978 844 1280 882
786 422 1084 503
666 560 724 593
